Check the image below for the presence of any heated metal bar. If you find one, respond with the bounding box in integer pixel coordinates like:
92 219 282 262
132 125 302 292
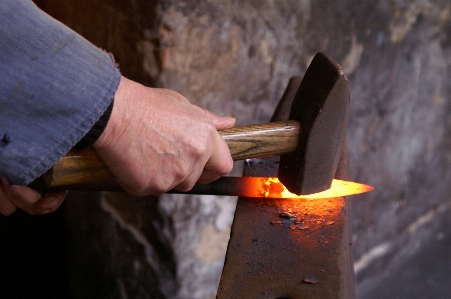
46 177 258 194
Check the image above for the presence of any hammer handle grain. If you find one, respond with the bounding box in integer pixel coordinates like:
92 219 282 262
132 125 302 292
220 120 300 160
42 120 301 187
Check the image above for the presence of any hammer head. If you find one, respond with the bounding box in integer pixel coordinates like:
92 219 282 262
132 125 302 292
278 52 350 195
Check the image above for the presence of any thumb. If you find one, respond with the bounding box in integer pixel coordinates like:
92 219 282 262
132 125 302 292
195 107 236 130
211 114 236 130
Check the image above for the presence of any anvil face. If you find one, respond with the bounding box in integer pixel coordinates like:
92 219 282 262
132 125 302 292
217 154 355 299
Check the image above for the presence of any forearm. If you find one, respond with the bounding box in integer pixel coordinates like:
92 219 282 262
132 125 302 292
0 0 121 185
0 1 235 216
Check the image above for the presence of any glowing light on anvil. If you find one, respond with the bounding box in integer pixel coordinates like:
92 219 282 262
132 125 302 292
250 177 373 199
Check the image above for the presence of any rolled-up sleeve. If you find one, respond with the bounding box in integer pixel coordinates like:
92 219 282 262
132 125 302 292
0 0 121 185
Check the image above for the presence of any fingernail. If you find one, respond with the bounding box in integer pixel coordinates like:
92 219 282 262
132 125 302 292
34 208 52 215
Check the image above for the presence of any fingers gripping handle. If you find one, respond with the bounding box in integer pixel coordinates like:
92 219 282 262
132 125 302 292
42 121 301 188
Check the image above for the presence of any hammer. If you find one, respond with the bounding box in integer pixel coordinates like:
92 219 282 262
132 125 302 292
36 52 349 196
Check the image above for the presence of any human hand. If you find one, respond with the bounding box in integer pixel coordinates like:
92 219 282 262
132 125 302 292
93 76 235 196
0 177 68 216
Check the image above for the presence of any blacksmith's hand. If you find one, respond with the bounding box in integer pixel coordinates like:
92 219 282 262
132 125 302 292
93 76 235 196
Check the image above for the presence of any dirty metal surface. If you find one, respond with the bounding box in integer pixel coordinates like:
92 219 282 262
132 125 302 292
216 156 354 299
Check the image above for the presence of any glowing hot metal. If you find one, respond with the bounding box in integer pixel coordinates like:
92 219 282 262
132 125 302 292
59 176 373 198
255 177 373 199
176 176 373 198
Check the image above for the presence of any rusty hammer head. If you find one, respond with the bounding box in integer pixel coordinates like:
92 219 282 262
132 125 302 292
278 52 350 195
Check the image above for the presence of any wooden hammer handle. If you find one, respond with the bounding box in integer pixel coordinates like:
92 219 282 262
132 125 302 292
42 120 300 187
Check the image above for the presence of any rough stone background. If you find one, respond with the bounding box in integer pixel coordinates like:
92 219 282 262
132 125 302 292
1 0 451 298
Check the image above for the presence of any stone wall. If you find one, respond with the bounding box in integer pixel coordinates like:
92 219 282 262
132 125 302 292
15 0 451 298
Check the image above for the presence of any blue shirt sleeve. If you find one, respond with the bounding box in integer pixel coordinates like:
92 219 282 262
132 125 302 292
0 0 121 185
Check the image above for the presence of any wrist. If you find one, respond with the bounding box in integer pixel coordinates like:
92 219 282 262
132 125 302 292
74 99 114 150
92 76 129 150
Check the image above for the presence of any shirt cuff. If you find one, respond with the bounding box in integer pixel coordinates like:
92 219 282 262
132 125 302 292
74 99 114 150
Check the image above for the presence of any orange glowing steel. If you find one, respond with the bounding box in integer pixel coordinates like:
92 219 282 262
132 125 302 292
255 177 373 199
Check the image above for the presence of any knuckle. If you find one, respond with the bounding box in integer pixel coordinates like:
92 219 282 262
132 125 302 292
120 178 150 197
124 186 148 197
0 205 16 216
177 163 191 180
176 179 196 193
176 184 192 193
3 210 16 216
224 158 234 173
124 177 174 197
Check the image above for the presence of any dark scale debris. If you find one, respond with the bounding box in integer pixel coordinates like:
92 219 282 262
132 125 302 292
270 210 312 230
297 223 310 230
